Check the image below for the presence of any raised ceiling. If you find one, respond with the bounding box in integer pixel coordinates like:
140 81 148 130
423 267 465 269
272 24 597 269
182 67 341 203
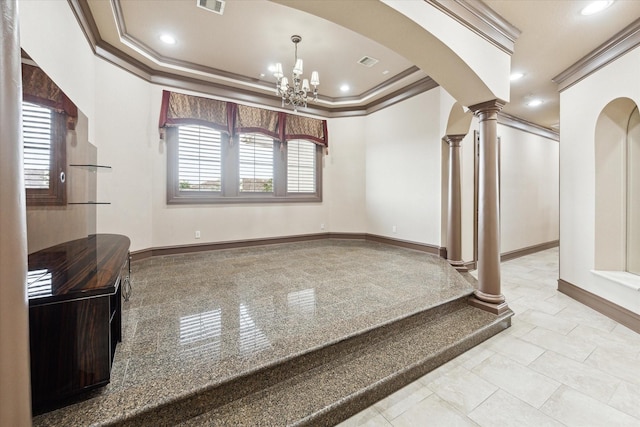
84 0 640 129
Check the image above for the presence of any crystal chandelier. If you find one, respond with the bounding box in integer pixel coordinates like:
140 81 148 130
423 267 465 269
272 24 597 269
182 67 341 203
273 35 319 112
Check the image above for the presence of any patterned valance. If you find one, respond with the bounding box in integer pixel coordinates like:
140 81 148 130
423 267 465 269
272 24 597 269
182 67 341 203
159 90 328 149
282 113 328 147
22 63 78 129
235 104 281 140
159 90 235 135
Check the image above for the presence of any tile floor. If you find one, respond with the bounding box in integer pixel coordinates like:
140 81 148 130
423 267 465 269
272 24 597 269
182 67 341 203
338 248 640 427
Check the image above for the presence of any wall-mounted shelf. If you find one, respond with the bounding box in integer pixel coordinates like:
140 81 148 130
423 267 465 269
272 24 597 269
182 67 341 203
69 164 112 171
68 202 111 205
68 163 112 205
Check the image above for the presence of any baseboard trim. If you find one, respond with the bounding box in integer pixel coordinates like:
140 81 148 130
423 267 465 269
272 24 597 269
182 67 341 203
365 234 445 257
501 240 559 262
558 278 640 334
130 233 445 261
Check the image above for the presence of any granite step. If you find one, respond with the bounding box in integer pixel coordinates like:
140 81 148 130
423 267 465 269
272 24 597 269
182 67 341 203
115 298 512 426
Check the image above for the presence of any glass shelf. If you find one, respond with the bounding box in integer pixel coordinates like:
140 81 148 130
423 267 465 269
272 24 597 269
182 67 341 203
69 164 112 171
68 202 111 205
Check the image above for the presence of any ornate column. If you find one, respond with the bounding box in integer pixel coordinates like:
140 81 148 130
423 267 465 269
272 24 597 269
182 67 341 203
0 0 33 424
468 100 508 314
445 134 466 271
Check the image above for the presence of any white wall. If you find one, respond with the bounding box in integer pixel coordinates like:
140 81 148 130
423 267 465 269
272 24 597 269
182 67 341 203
560 45 640 315
326 116 367 233
499 125 559 254
93 60 154 251
365 89 445 246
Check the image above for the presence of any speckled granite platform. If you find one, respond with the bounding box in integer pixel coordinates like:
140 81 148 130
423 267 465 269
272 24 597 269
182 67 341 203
32 239 511 426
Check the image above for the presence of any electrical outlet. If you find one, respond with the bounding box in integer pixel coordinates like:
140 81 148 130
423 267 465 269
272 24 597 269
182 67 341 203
392 225 397 233
195 230 201 239
320 223 325 230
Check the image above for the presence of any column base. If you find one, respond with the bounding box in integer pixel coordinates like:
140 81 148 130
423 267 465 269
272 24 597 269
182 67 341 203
468 296 510 315
447 259 468 272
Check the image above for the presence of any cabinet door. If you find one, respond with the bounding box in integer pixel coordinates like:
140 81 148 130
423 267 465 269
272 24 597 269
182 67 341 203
30 296 110 408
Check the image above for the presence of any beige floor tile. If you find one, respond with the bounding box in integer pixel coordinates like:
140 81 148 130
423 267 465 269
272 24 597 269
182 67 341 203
520 326 596 362
608 381 640 420
337 407 393 427
541 385 639 426
555 305 618 333
373 380 433 421
503 318 535 338
452 344 496 371
484 333 545 365
568 324 640 358
468 389 564 427
516 309 578 335
390 394 478 427
472 353 560 408
585 347 640 385
426 365 498 414
529 351 620 403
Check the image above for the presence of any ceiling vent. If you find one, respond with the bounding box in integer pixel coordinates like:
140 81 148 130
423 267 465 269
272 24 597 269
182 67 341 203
357 56 379 68
197 0 225 15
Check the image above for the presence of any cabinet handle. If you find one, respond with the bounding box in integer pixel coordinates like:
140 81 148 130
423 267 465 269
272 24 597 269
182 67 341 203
60 171 66 183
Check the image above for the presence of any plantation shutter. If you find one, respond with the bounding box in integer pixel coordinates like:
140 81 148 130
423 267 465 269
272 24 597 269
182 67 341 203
239 133 274 192
287 140 316 193
22 102 53 189
178 125 222 191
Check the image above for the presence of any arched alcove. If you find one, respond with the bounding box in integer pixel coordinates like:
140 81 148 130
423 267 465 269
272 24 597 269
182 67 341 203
627 106 640 274
594 97 639 272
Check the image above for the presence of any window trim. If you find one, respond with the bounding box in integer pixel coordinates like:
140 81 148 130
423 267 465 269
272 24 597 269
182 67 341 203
166 126 322 204
23 103 67 206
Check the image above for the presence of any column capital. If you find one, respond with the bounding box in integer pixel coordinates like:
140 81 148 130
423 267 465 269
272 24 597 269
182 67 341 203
468 99 506 117
443 134 466 147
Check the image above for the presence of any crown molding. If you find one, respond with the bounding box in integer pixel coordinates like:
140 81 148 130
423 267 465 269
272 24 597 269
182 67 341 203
553 17 640 92
65 0 435 117
497 112 559 141
425 0 520 54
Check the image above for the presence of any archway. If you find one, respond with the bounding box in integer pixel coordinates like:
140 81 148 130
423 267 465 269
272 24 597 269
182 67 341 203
271 0 510 107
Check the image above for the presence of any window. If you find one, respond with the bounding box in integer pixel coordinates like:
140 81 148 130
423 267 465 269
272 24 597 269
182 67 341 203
239 134 274 193
178 125 222 192
287 140 316 194
22 101 66 206
167 125 322 203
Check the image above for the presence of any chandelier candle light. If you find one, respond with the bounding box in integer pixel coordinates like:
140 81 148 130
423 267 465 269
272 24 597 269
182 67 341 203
273 35 319 111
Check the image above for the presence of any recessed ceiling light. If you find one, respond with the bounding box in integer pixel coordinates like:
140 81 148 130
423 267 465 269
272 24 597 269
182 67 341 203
581 1 614 16
160 34 176 45
340 84 350 92
382 70 390 75
527 99 543 107
260 73 265 78
510 72 524 81
268 64 276 73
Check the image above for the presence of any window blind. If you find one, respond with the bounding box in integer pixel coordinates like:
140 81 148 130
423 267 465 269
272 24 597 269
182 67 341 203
239 133 274 192
287 140 316 193
178 125 222 191
23 102 53 189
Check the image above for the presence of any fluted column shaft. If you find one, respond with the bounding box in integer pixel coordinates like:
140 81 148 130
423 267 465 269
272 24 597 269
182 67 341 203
468 100 508 314
445 134 466 269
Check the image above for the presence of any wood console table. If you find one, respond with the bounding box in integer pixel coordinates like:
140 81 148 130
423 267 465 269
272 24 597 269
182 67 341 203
27 234 130 410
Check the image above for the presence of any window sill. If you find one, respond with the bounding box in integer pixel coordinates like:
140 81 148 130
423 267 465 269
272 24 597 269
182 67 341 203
167 194 322 205
591 270 640 292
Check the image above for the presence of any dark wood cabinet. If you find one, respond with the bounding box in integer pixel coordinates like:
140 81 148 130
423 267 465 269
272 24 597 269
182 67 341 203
27 234 130 411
